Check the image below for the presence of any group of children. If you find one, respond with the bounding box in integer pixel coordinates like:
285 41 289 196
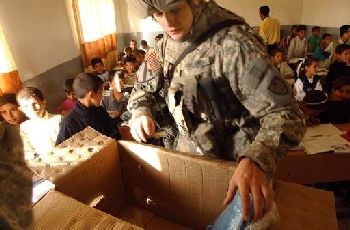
0 36 165 163
0 73 122 162
268 23 350 126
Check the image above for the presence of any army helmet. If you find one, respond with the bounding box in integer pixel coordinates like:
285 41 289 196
128 0 199 19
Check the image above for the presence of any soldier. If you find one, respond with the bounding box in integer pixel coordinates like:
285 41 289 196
127 0 305 222
0 122 32 229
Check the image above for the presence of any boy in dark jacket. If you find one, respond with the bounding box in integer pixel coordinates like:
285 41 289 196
56 73 120 145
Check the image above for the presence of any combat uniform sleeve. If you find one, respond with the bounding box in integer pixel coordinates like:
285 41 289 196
128 62 165 121
0 123 32 229
222 36 305 179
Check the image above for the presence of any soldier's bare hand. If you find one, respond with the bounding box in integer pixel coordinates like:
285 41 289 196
223 158 273 222
130 115 156 142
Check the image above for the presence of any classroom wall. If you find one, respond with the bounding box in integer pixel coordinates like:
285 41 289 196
216 0 303 26
300 0 350 28
0 0 83 111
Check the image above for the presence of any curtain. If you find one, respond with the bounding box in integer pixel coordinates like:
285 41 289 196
0 23 21 95
73 0 117 71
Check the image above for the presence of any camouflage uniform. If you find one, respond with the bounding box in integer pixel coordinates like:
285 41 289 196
128 0 305 178
0 123 32 229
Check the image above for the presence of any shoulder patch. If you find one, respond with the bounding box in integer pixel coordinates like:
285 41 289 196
268 77 288 95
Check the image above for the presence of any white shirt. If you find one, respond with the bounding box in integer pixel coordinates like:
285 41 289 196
294 76 322 102
20 112 62 160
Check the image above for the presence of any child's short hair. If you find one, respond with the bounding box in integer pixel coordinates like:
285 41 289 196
155 34 163 40
124 46 132 53
291 25 298 31
124 56 137 63
140 40 147 47
0 94 18 106
90 57 103 68
17 87 45 102
335 44 350 55
73 73 103 99
297 25 307 32
340 25 350 37
311 26 320 32
64 78 74 93
322 33 331 40
268 47 283 57
259 6 269 16
107 70 125 82
333 76 350 90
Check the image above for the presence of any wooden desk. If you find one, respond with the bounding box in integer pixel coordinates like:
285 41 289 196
275 123 350 184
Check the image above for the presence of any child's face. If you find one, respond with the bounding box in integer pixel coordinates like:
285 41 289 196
0 103 25 126
305 62 319 76
334 85 350 101
271 52 283 65
323 36 332 45
137 53 145 63
66 91 76 101
110 77 125 92
130 41 137 50
298 30 306 39
338 49 350 63
18 97 46 119
93 63 105 74
125 62 135 73
312 29 320 37
90 85 104 107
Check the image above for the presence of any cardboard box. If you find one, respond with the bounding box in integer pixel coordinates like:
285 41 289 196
32 127 338 229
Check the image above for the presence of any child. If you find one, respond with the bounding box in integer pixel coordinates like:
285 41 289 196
136 50 146 69
91 57 109 82
269 48 294 79
319 76 350 124
307 26 321 53
324 44 350 92
287 25 307 59
286 25 298 47
299 90 327 126
57 78 76 115
313 33 332 60
124 57 138 86
294 58 322 102
55 73 120 145
0 94 26 127
102 70 131 126
17 87 62 159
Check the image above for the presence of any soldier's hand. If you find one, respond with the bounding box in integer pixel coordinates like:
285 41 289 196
223 158 273 222
130 115 156 142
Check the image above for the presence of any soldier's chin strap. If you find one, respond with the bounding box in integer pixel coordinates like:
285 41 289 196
167 19 245 81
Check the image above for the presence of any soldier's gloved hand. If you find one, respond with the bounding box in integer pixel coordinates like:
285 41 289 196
130 115 156 142
223 158 273 222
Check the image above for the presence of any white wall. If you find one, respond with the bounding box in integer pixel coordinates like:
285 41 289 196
216 0 303 26
301 0 350 28
0 0 80 81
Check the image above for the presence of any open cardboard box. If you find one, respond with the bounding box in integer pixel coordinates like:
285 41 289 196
32 128 338 229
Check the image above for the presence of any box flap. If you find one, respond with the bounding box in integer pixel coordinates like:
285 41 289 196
33 190 140 230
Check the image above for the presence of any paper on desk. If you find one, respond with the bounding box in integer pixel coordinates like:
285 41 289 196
299 124 349 154
303 124 343 137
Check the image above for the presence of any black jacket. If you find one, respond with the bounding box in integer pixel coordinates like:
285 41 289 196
56 101 120 145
